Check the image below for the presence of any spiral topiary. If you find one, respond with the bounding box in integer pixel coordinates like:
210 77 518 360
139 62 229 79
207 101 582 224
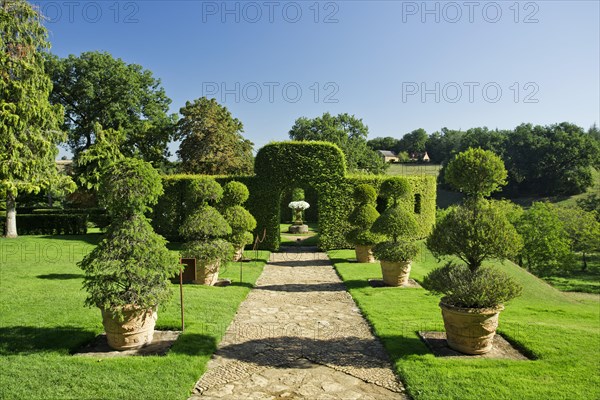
346 184 383 247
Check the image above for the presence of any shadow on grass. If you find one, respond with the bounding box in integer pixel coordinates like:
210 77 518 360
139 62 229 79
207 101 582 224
0 326 97 355
168 333 217 356
37 273 83 280
39 233 103 246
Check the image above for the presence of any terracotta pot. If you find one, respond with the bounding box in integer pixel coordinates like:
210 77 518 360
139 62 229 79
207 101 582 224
380 260 411 286
195 259 220 285
101 305 157 351
355 245 375 263
440 301 504 355
233 247 244 262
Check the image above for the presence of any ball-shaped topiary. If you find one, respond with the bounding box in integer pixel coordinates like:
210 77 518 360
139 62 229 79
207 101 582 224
445 148 507 198
221 181 250 208
221 181 257 258
179 206 232 241
353 184 377 205
189 177 224 205
372 207 418 242
99 158 163 217
380 177 411 205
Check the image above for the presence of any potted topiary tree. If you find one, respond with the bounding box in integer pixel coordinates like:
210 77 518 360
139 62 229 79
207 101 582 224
221 181 257 261
371 177 419 286
346 184 384 263
180 178 233 285
424 148 523 355
78 158 180 351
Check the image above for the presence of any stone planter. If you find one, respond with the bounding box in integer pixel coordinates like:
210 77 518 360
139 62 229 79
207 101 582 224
380 260 411 286
288 224 309 234
233 247 244 262
101 305 157 351
355 245 375 263
439 301 504 355
194 259 221 285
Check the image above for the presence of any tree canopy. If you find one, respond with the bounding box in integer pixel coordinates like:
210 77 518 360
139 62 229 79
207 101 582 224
1 0 75 237
176 97 254 175
45 51 177 164
289 112 387 174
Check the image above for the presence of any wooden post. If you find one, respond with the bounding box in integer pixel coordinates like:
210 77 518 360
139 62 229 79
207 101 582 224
179 263 184 332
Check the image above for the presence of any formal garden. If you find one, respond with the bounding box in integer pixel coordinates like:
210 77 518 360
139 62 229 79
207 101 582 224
2 1 599 398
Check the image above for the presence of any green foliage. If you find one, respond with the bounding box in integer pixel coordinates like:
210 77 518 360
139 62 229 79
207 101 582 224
152 144 437 251
288 112 387 174
380 176 411 204
189 176 223 206
427 199 523 272
179 206 231 241
99 158 163 218
79 214 179 314
1 0 75 237
577 193 600 221
353 184 377 204
346 184 383 246
175 97 253 175
223 205 257 248
423 262 522 308
373 241 419 262
76 123 125 191
0 214 87 235
45 51 176 164
291 187 305 201
445 148 507 198
372 206 418 242
221 181 250 207
555 206 600 255
79 158 178 317
516 202 575 275
181 238 233 264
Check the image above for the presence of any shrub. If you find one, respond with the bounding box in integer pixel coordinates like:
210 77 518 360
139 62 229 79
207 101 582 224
180 206 231 241
221 181 256 252
99 158 163 217
346 184 384 247
80 214 179 313
221 181 249 208
181 238 233 263
372 207 418 242
373 241 419 262
3 214 87 235
79 158 179 318
190 177 224 206
445 148 507 198
423 262 523 308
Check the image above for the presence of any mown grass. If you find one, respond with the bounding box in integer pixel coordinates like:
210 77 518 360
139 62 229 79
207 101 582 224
279 222 320 246
328 246 600 400
0 234 268 400
542 253 600 294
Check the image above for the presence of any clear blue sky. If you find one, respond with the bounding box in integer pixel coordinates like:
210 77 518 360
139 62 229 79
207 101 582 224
35 0 600 159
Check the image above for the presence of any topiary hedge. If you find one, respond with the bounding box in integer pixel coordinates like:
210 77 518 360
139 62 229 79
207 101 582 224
152 142 436 250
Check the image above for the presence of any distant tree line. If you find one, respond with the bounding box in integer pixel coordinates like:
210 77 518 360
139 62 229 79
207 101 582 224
369 123 600 196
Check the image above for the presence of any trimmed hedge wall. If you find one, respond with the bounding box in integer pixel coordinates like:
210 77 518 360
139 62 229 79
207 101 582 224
153 142 437 251
1 214 88 235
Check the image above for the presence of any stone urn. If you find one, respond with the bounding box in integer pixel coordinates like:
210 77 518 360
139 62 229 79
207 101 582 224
195 259 221 285
380 260 411 286
101 305 157 350
355 245 375 263
439 301 504 355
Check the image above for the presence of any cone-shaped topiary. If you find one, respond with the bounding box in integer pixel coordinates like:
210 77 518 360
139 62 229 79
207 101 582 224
79 158 180 349
221 181 256 260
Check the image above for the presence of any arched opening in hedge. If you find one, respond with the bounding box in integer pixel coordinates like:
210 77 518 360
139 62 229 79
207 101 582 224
253 142 347 251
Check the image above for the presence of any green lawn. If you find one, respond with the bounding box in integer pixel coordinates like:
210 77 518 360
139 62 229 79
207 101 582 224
0 234 268 400
328 247 600 400
542 253 600 294
279 222 320 246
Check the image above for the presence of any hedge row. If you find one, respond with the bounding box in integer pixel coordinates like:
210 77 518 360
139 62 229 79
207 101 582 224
12 208 111 229
1 214 88 235
153 142 437 251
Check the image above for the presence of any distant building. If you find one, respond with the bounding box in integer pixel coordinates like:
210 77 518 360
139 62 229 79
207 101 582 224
377 150 399 163
422 152 430 162
56 159 74 175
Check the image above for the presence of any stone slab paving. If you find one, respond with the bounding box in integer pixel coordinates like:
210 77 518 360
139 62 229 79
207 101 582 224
190 248 407 400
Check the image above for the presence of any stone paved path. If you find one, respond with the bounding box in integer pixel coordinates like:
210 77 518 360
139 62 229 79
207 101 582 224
190 248 407 400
